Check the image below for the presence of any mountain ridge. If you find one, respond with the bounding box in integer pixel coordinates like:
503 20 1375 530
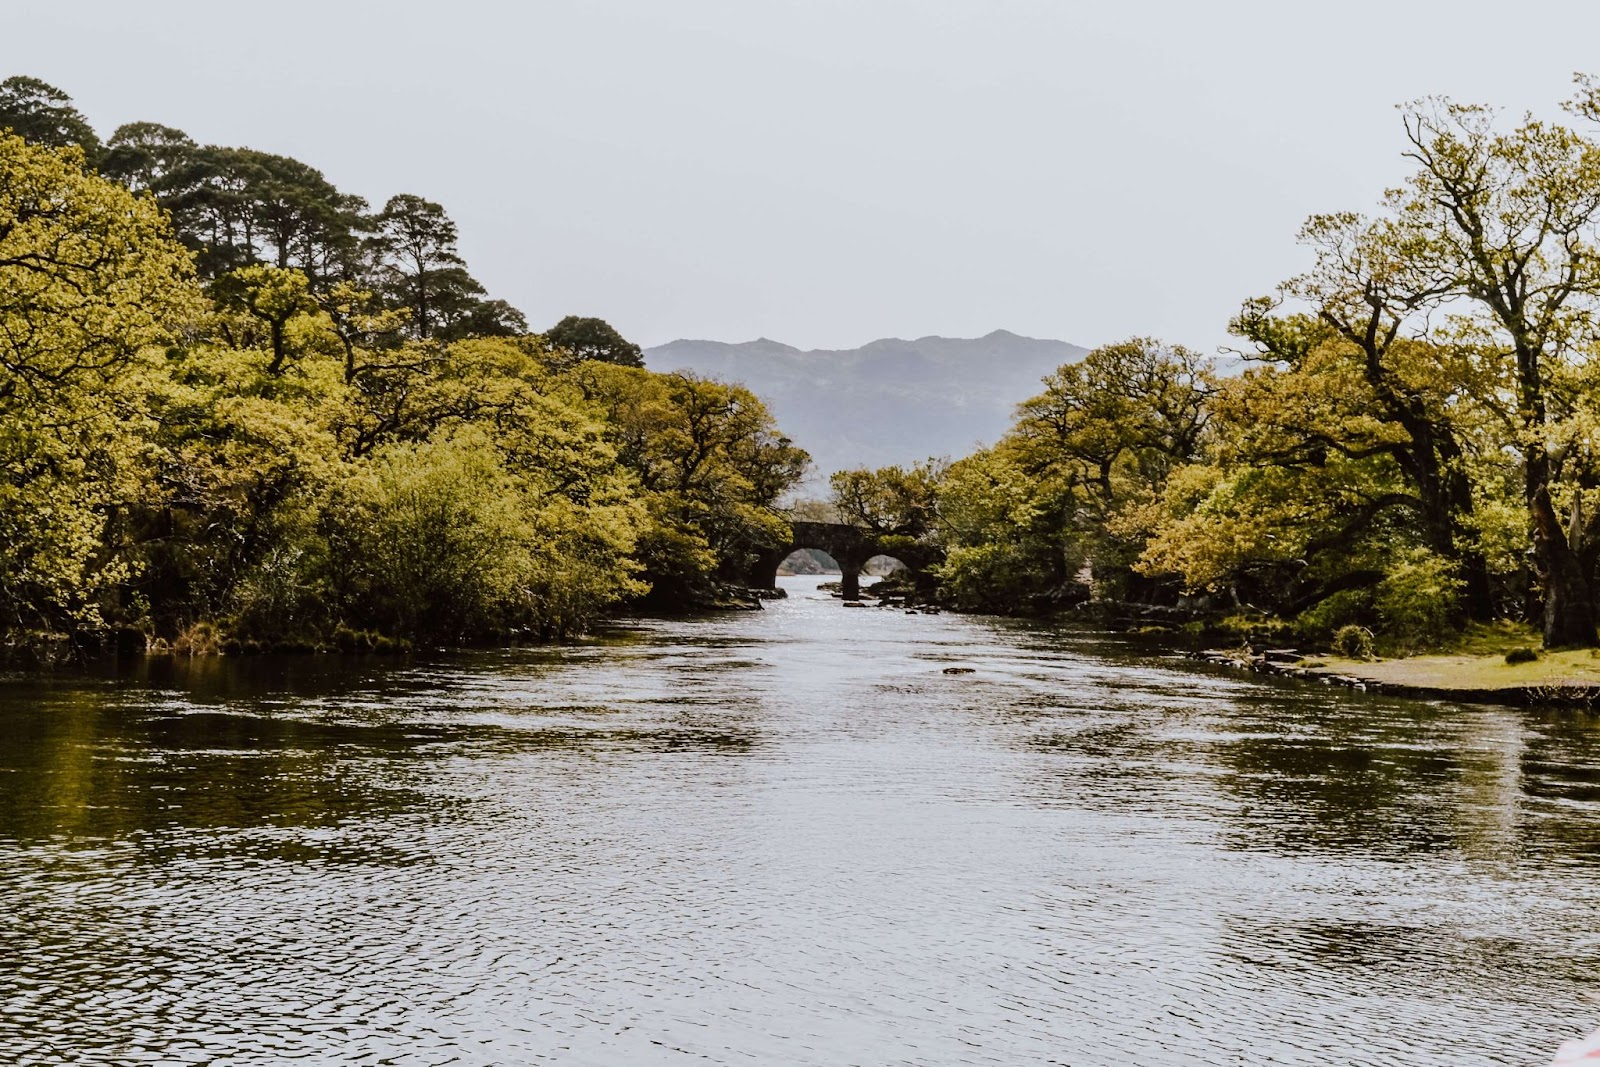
644 330 1089 490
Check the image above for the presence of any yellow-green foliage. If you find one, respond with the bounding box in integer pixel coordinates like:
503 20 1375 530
1332 625 1375 660
0 132 808 651
573 363 806 605
1374 549 1463 653
327 426 645 643
829 460 943 538
932 443 1079 612
0 133 198 638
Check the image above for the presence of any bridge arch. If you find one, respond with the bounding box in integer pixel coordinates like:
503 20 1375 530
750 520 942 601
776 547 842 576
862 554 908 577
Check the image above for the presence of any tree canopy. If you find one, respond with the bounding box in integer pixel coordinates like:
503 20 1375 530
545 316 645 368
0 76 100 158
0 83 809 656
20 68 1600 658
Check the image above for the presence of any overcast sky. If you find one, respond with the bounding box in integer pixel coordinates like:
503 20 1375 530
9 1 1600 353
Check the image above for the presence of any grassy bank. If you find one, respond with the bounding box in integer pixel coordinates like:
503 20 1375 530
1313 650 1600 691
1200 622 1600 707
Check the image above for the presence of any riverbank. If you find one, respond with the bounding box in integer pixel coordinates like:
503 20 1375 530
1191 643 1600 708
1069 599 1600 709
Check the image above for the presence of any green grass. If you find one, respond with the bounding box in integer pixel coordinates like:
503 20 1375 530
1292 620 1600 691
1445 620 1543 657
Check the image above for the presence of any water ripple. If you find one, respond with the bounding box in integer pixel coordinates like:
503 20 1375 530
2 576 1598 1064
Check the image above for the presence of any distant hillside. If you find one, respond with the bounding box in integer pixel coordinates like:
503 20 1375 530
644 330 1088 490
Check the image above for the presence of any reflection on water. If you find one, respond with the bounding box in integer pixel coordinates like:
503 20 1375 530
2 575 1599 1065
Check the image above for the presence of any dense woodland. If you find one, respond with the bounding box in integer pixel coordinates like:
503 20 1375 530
17 72 1600 658
0 76 806 656
829 78 1600 653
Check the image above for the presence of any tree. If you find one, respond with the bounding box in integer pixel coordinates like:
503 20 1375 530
209 265 320 375
572 364 808 601
0 76 100 159
162 147 368 283
933 441 1080 612
330 335 539 459
99 122 196 194
320 280 408 381
545 315 645 368
0 134 196 402
1232 255 1499 620
132 339 347 639
0 79 821 654
1007 338 1213 598
0 133 196 636
1139 410 1430 623
1386 93 1600 646
829 460 944 537
325 425 644 643
1014 339 1212 493
442 297 527 341
373 194 487 339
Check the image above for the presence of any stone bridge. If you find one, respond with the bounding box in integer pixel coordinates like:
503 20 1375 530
748 520 942 600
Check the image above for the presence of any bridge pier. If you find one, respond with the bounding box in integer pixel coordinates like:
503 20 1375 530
841 568 861 600
750 547 787 591
837 546 869 601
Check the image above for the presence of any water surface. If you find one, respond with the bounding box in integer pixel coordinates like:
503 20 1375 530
3 575 1599 1065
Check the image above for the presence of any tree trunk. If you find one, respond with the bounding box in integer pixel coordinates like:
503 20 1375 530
267 320 286 375
1531 484 1597 647
1435 440 1495 622
1420 493 1496 623
1458 550 1496 622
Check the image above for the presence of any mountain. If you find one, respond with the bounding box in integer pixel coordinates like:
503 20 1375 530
644 330 1088 492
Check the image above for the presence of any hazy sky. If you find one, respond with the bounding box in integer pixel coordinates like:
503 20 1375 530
10 1 1600 353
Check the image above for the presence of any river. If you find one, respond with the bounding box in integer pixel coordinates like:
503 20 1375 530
2 575 1598 1065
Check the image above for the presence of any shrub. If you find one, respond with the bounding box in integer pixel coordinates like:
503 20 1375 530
170 621 223 656
935 542 1051 614
230 541 329 645
1333 624 1375 660
1375 549 1462 653
327 427 644 643
330 432 536 642
1295 588 1373 640
1214 613 1291 644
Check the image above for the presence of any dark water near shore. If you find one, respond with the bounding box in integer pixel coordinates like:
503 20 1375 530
3 575 1600 1065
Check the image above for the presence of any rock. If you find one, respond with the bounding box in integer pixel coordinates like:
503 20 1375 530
943 666 975 674
1263 648 1301 664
